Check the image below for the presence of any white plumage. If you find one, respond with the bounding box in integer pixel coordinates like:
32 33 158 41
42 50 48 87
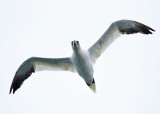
10 19 155 94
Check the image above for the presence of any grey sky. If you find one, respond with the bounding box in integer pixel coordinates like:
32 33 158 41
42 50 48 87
0 0 160 114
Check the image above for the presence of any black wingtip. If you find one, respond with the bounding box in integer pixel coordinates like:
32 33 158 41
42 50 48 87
9 65 35 94
148 26 155 32
9 86 17 94
9 88 12 94
9 90 15 94
119 20 155 35
9 90 11 94
135 21 155 34
146 27 155 34
9 73 16 94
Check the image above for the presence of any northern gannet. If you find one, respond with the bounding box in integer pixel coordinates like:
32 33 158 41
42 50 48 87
9 20 155 94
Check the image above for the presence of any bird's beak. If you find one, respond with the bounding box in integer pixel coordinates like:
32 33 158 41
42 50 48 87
72 40 79 48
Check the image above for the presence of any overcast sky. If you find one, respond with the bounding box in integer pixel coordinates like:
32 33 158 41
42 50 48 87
0 0 160 114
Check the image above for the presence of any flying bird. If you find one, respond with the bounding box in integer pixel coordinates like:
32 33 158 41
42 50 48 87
9 20 155 94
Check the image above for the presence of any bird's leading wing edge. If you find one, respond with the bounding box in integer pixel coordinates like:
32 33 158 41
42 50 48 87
10 57 75 94
88 20 155 64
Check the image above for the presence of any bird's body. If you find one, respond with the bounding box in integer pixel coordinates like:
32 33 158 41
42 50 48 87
72 48 94 85
10 20 155 94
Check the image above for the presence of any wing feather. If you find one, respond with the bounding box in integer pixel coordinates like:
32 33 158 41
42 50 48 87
10 57 75 94
88 20 155 63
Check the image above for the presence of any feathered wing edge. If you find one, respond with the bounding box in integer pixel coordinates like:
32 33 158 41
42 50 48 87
118 20 155 34
88 20 155 64
9 57 75 94
9 64 35 94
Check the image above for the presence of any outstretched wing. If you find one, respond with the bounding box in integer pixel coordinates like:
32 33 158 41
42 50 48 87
88 20 155 63
10 57 76 94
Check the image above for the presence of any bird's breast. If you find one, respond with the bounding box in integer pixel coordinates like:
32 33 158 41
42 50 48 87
71 50 94 84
